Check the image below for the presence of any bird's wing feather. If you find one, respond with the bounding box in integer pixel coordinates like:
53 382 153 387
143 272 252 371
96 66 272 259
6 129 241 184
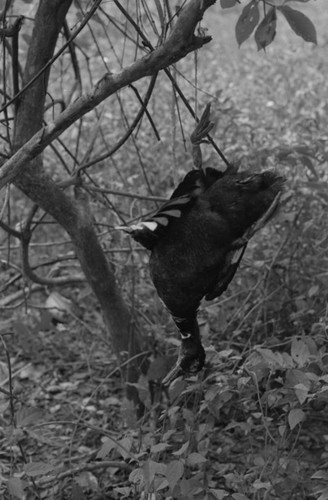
117 170 206 250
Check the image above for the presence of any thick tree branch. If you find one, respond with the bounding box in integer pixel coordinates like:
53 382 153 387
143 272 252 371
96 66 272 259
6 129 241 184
0 0 216 189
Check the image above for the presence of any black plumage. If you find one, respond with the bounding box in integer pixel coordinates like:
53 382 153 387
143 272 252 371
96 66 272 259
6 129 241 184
121 167 284 382
119 104 284 383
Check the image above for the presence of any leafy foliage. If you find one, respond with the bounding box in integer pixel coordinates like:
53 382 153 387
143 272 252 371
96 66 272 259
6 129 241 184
232 0 317 49
235 1 261 46
280 5 317 43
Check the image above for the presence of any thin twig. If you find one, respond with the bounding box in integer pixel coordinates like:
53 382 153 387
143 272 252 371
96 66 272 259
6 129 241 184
36 460 132 488
0 219 22 238
86 185 165 202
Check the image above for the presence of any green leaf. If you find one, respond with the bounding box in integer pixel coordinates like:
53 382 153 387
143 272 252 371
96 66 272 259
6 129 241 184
286 368 310 388
255 7 277 51
187 452 207 466
308 284 319 298
96 437 116 459
294 383 309 405
154 477 169 491
151 442 170 453
114 487 132 497
16 407 44 427
24 461 56 477
173 441 189 456
71 482 87 500
129 467 144 485
291 339 310 366
7 477 26 499
209 489 230 500
235 0 260 46
154 0 165 26
143 460 160 489
312 471 328 480
269 0 286 5
317 489 328 500
116 437 134 460
278 424 287 437
279 5 317 44
288 408 305 430
180 477 196 496
166 460 184 491
257 347 280 367
252 479 271 490
220 0 237 8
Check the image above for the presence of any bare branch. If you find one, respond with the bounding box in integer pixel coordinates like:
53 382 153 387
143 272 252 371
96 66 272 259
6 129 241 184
0 15 24 37
0 0 216 189
0 219 22 239
19 220 84 286
36 461 132 488
86 185 166 203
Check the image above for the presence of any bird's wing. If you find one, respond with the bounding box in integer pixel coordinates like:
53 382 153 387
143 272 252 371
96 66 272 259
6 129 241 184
119 194 193 250
117 170 205 250
117 167 228 250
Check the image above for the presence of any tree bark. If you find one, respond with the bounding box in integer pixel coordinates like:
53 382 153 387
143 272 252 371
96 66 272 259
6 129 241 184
11 0 143 410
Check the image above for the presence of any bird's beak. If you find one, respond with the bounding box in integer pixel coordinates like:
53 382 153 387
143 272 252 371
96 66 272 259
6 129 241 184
162 363 183 385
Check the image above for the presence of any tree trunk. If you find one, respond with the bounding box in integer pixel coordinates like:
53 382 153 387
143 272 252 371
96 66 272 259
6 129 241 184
6 0 216 415
12 0 143 412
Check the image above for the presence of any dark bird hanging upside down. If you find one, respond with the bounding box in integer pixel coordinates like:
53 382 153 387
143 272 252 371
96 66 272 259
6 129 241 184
119 105 285 384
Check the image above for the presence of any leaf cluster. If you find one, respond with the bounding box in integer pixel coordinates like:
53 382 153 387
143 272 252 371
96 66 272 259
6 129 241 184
222 0 317 50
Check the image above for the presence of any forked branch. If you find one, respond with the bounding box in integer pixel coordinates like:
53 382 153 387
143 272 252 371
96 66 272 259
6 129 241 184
0 0 216 188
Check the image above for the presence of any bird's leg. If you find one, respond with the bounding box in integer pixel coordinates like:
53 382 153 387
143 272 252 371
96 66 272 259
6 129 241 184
162 315 205 385
190 103 214 171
